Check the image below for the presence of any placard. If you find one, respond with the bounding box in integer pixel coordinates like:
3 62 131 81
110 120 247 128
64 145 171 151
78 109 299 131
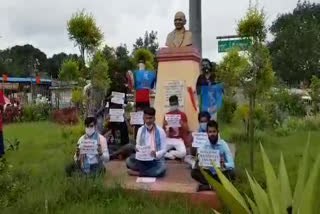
135 145 154 161
198 148 220 168
110 109 124 122
111 91 125 104
165 114 181 128
192 132 209 148
130 111 144 125
164 80 185 109
79 139 98 155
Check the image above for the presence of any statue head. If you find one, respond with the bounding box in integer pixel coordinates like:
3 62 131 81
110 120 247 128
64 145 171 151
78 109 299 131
174 11 186 30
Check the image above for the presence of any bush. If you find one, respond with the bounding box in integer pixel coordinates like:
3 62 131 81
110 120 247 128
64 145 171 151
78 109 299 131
218 97 237 123
22 103 52 122
52 107 79 125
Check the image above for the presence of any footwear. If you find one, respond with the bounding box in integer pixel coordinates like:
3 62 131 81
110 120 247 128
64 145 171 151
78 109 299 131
196 184 212 192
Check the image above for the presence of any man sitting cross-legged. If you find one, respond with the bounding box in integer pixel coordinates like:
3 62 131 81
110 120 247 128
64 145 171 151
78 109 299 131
126 107 167 177
163 95 188 160
191 120 235 191
65 116 110 176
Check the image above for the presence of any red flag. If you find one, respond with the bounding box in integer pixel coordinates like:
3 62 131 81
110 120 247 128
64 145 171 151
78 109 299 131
2 74 7 82
36 76 40 84
188 86 197 111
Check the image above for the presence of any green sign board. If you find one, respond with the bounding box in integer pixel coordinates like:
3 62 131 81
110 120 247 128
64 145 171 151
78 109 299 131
218 39 251 53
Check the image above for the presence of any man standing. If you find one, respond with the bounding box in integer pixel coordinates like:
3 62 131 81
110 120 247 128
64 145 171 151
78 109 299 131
163 95 188 160
65 116 109 176
191 120 235 191
0 89 5 157
126 107 167 177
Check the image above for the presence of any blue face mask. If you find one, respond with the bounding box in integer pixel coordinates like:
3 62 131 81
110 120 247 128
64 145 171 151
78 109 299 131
199 122 207 132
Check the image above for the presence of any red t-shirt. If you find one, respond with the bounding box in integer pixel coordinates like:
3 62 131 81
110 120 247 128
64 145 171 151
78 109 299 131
136 89 150 103
164 110 188 138
0 90 5 131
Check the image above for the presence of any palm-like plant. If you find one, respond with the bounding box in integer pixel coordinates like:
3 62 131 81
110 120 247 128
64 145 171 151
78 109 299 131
202 133 320 214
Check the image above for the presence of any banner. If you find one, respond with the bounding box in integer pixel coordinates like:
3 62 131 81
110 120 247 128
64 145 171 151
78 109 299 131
200 83 223 116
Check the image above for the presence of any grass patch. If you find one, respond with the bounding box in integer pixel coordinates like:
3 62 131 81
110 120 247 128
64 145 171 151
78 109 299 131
1 122 209 214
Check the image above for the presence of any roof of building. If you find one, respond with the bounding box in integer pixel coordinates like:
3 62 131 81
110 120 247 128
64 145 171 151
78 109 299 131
0 77 52 84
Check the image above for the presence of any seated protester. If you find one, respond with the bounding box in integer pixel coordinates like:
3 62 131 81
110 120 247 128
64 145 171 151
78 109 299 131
191 120 235 192
65 116 109 176
163 95 188 160
126 107 167 177
103 115 135 160
185 111 211 167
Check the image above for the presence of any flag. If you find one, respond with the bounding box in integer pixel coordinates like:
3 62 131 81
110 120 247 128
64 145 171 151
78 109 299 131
200 83 224 116
2 74 7 82
36 76 40 84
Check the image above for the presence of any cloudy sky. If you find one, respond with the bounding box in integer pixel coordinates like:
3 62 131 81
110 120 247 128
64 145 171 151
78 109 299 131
0 0 313 61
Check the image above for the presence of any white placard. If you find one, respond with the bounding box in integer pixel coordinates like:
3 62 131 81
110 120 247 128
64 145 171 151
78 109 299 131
109 109 124 116
192 132 209 148
136 177 156 183
79 139 98 155
164 80 185 109
111 97 124 105
109 109 124 122
165 114 181 128
112 91 125 98
135 145 154 161
198 148 221 168
130 111 144 125
111 92 125 104
110 115 124 122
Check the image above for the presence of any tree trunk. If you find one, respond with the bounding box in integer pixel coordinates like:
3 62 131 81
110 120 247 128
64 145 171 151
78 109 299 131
80 46 85 65
249 93 256 171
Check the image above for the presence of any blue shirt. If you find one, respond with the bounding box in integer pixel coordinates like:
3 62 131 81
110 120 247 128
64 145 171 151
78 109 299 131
199 138 234 170
134 70 156 90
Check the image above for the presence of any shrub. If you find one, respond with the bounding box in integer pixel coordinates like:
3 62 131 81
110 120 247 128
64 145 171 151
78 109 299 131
218 97 237 123
22 103 51 122
52 107 79 125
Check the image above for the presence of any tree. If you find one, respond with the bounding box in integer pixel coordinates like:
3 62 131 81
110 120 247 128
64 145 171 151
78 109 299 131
133 31 159 57
67 10 103 64
269 1 320 85
310 75 320 113
47 53 79 78
90 51 110 91
0 44 47 77
58 59 80 82
102 44 132 92
237 6 274 170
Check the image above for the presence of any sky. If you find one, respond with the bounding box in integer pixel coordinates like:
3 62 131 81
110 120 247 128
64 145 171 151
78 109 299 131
0 0 314 62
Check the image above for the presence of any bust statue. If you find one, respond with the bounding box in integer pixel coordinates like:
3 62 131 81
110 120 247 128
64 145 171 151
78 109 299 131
166 11 192 48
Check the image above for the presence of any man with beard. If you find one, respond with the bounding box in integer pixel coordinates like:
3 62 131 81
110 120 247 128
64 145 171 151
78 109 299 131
191 120 235 191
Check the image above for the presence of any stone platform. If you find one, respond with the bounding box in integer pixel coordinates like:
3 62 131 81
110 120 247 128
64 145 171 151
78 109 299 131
105 160 221 209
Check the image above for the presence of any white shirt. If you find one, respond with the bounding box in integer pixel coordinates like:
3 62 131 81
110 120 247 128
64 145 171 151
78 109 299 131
136 125 167 160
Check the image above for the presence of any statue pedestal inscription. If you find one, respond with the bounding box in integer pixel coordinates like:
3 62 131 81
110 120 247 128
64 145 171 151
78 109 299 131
154 47 201 131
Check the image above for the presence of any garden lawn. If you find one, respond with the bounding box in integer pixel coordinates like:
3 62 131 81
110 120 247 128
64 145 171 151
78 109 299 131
1 122 208 214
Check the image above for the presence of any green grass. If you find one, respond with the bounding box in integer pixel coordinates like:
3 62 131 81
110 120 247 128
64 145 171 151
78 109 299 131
2 121 320 213
1 122 209 214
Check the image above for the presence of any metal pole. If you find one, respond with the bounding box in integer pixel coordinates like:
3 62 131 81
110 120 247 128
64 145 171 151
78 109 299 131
189 0 202 55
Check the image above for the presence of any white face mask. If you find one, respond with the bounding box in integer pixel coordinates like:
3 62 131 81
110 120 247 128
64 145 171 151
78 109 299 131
85 127 95 136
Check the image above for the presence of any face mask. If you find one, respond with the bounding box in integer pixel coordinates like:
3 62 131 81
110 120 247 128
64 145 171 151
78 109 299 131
85 127 95 137
199 122 207 132
169 105 179 111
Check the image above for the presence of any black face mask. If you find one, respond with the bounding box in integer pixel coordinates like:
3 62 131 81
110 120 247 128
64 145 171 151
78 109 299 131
209 136 218 145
